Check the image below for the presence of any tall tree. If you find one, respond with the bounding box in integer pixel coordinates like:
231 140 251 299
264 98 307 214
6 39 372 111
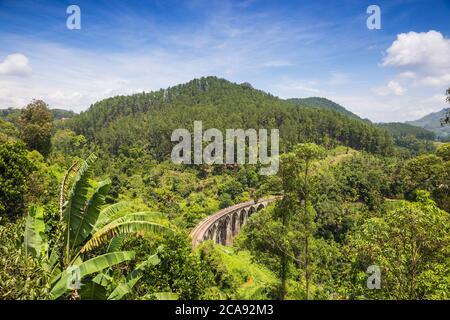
239 143 325 299
442 87 450 124
0 142 35 218
283 143 325 299
18 100 54 155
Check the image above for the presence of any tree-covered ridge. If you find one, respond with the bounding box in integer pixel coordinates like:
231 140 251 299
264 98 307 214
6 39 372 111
65 76 394 158
1 107 76 123
407 108 450 139
377 122 435 140
377 122 437 156
287 97 362 120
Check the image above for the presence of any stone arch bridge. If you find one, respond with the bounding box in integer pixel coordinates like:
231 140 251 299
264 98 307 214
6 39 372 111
190 196 280 249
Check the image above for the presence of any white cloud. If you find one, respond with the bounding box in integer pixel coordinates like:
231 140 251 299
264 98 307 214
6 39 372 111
382 30 450 87
0 53 32 77
372 80 406 96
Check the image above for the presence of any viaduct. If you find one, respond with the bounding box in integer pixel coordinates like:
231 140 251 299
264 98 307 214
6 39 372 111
190 196 280 249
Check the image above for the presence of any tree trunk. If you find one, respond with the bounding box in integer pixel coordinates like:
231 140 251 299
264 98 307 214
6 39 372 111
305 236 310 300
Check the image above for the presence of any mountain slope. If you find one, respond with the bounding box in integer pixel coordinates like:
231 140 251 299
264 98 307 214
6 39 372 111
377 122 435 140
407 108 450 138
65 76 394 158
287 97 361 120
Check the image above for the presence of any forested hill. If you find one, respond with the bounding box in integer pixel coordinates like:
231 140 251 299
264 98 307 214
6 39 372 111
65 76 394 158
377 122 435 140
287 97 362 120
406 108 450 138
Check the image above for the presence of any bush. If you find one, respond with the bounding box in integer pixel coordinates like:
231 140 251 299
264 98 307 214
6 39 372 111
129 232 214 299
0 142 35 219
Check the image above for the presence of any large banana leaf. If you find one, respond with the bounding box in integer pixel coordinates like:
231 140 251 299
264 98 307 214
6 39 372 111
107 274 142 300
107 235 125 253
93 271 114 287
70 178 111 250
50 251 135 299
24 206 47 259
41 248 61 276
79 281 108 300
80 216 171 253
94 202 130 230
104 212 167 225
63 153 97 256
78 251 136 276
108 250 161 300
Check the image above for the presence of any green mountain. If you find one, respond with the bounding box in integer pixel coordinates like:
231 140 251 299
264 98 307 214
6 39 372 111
376 122 436 155
407 108 450 138
286 97 362 120
377 122 435 140
65 76 394 158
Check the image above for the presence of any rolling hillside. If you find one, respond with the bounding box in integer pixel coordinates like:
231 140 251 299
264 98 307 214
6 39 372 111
64 76 394 158
377 122 435 140
407 108 450 138
287 97 362 120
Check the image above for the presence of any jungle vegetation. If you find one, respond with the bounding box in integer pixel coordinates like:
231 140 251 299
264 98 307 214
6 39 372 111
1 77 450 300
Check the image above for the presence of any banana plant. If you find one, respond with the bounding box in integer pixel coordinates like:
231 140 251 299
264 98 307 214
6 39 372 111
24 153 173 299
107 245 162 300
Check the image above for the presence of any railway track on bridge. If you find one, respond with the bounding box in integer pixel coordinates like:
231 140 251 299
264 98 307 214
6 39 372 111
190 196 280 249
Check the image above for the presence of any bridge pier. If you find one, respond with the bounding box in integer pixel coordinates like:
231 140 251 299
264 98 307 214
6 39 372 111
225 216 233 246
232 212 240 237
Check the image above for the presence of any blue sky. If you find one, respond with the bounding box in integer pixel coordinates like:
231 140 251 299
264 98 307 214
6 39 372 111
0 0 449 122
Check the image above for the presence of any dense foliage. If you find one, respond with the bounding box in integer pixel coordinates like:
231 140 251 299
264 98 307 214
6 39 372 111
0 142 35 218
377 122 436 156
1 78 450 300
